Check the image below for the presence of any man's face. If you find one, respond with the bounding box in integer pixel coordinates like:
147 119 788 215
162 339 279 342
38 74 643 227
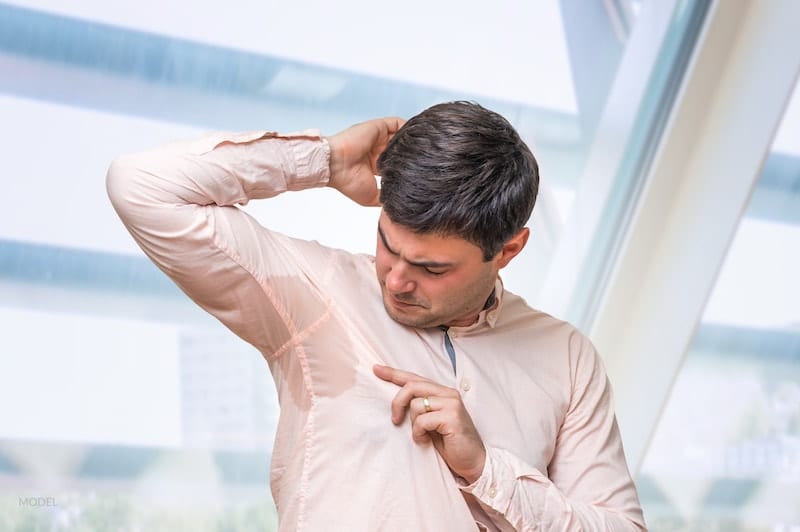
375 211 499 329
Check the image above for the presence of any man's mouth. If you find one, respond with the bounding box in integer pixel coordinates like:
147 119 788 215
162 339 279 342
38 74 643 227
389 295 423 309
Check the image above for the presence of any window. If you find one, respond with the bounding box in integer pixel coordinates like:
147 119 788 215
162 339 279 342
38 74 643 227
638 80 800 530
0 1 710 528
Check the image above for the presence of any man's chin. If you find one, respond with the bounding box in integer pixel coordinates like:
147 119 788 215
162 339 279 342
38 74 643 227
381 299 436 328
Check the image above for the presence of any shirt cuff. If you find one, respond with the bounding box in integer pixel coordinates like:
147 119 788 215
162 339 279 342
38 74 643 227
274 130 331 191
459 446 548 514
187 129 331 191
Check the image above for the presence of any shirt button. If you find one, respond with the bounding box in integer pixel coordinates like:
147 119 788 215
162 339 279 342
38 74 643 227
460 378 471 392
449 331 458 338
488 486 497 498
488 311 497 320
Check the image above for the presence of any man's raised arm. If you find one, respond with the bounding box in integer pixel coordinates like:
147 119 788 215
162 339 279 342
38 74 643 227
105 119 401 357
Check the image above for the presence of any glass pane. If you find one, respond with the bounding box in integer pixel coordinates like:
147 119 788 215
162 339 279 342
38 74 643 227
0 1 706 529
638 81 800 530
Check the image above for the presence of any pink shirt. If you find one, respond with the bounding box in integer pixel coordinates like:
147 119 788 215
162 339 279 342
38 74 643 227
107 130 646 531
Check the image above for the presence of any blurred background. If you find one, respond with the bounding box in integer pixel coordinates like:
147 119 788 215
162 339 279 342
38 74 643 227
0 0 798 530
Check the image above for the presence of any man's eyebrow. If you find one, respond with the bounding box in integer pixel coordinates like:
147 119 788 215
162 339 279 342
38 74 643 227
377 223 454 269
377 224 396 255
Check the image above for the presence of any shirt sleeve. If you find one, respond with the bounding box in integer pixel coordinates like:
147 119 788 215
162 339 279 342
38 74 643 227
106 130 334 358
460 335 647 532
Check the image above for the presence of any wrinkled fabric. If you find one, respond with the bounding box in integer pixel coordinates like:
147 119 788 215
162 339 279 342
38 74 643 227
106 130 646 532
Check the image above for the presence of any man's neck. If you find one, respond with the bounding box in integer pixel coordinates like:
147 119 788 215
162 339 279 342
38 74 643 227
440 288 497 329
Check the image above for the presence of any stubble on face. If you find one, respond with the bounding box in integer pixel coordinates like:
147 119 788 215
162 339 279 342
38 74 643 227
375 212 499 329
378 262 496 329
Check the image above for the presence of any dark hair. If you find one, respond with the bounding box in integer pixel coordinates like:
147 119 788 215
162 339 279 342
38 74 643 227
378 101 539 261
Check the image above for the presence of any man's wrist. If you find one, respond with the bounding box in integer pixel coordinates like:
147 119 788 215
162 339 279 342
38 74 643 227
458 446 487 485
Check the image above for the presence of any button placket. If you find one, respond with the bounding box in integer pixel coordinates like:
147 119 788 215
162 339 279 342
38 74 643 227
440 327 459 375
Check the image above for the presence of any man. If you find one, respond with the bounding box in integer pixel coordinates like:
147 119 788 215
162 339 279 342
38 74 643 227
107 102 646 531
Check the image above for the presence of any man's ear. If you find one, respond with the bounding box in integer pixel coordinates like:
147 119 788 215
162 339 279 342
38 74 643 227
495 227 530 269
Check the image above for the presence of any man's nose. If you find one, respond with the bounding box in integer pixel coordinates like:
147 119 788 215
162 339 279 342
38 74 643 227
385 263 415 293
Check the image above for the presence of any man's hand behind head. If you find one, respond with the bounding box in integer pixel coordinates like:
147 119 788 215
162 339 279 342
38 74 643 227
327 117 405 207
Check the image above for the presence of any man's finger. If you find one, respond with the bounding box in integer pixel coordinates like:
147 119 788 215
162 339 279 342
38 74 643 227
373 364 425 386
412 411 449 442
380 116 406 136
408 396 438 420
390 381 457 424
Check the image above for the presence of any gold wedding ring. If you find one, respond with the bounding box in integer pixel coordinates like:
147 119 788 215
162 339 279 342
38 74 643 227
422 396 432 413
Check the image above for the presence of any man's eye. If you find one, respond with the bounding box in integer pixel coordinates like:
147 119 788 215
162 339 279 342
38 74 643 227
425 268 447 276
